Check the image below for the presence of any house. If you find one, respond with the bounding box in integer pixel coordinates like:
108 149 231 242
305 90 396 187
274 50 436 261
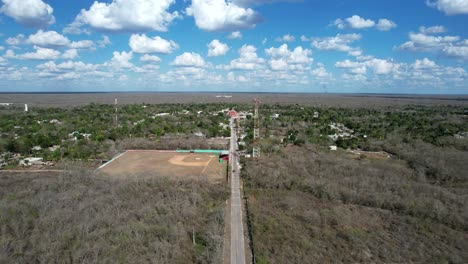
68 131 80 141
69 131 91 140
328 123 355 141
48 145 60 152
329 146 337 151
194 131 204 137
153 113 170 118
31 146 42 151
237 111 251 119
219 123 229 130
455 132 468 139
228 110 238 118
313 112 319 118
19 157 44 166
271 113 280 119
50 119 60 124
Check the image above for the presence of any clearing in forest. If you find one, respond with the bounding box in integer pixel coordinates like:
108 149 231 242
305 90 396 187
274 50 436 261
98 150 227 182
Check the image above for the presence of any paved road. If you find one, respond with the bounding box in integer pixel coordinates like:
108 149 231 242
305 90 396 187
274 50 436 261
230 117 246 264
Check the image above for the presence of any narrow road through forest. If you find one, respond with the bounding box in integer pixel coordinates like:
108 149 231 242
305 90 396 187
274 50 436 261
229 117 246 264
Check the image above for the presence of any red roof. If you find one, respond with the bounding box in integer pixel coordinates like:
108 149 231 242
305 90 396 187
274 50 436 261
228 110 238 117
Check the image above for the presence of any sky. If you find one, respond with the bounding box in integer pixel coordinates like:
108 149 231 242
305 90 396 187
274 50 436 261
0 0 467 94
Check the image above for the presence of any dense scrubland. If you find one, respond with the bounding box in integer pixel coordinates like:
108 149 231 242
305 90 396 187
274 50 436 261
242 103 468 263
1 93 467 108
0 170 228 263
1 97 467 263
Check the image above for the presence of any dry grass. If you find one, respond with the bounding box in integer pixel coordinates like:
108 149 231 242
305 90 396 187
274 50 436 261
0 170 228 263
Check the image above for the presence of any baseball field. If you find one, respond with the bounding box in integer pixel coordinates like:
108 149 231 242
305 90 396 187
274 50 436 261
98 150 227 183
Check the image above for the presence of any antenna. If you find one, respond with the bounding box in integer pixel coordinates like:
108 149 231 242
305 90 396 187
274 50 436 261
114 98 118 126
252 98 260 158
322 84 328 94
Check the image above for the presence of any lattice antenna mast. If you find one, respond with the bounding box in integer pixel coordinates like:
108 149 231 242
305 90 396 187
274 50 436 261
252 98 261 158
114 98 118 127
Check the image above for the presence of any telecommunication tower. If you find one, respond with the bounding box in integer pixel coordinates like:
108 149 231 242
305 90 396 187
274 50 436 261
252 98 260 158
114 98 118 126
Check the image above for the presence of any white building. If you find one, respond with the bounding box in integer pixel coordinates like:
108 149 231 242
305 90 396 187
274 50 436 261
20 157 44 166
153 113 170 118
194 131 204 137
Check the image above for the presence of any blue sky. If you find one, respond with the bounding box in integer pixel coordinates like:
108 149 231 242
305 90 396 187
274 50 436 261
0 0 467 94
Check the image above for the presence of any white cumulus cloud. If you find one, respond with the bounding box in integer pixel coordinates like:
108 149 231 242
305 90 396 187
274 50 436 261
108 51 134 68
186 0 260 31
228 31 242 39
335 58 399 75
11 30 96 50
0 0 55 27
427 0 468 15
376 19 397 31
207 39 229 57
27 30 70 47
12 46 61 60
6 34 25 46
265 44 313 71
311 64 331 78
66 0 180 33
62 49 78 60
70 40 95 49
172 52 206 67
140 54 161 63
334 15 396 31
226 44 265 70
129 34 178 54
399 31 468 59
443 45 468 60
275 34 295 42
419 25 446 34
312 33 362 56
345 15 375 29
412 58 437 69
98 36 112 48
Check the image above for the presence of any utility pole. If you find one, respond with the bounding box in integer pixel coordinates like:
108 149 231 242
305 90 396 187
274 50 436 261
252 98 260 158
